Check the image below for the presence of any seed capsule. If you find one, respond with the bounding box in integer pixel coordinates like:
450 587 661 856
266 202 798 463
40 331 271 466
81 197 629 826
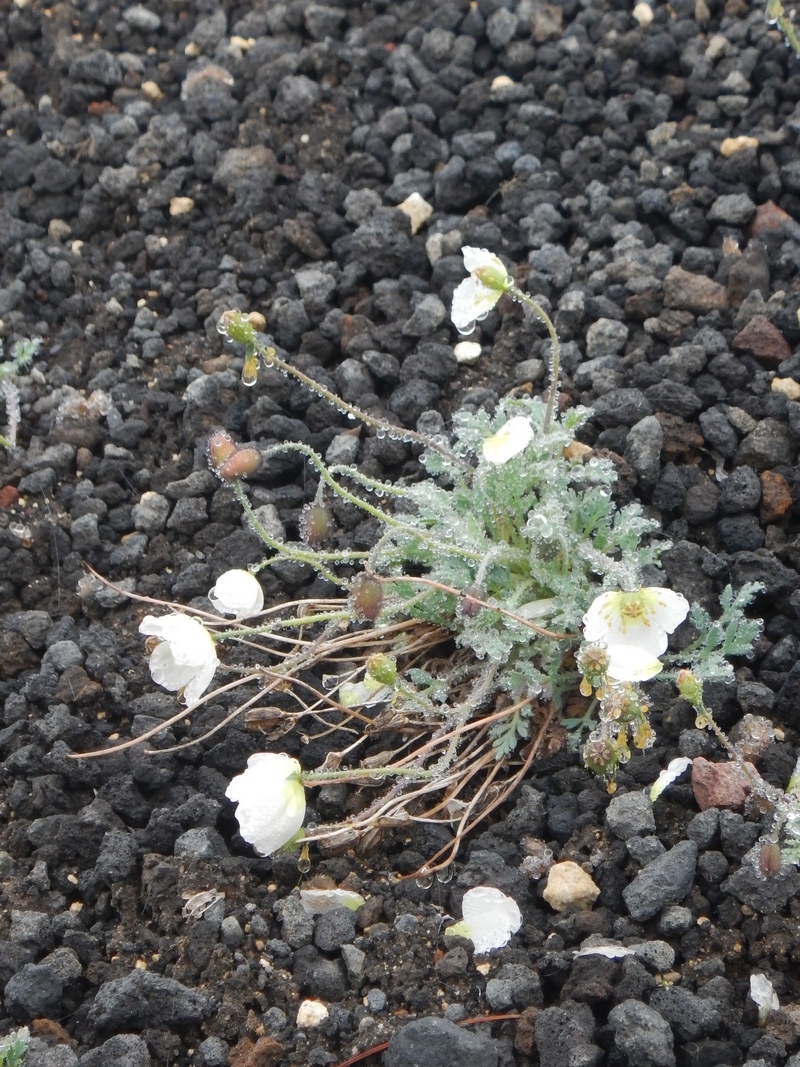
300 502 333 547
350 574 383 622
207 431 237 473
218 447 261 481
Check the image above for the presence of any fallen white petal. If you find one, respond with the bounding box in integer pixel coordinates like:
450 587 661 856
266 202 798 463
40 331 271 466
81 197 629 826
606 643 664 682
650 757 693 801
750 973 779 1023
445 886 522 954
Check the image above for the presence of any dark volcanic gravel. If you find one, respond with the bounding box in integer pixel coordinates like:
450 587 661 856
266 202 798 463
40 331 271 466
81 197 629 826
3 0 800 1065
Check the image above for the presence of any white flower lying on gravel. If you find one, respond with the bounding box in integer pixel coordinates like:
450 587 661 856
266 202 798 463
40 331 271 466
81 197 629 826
225 752 306 856
582 588 690 681
451 247 512 334
445 886 522 953
139 613 219 705
208 568 264 617
750 973 779 1025
482 415 534 465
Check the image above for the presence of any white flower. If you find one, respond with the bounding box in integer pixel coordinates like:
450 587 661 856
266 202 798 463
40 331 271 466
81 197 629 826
583 588 690 661
606 643 666 683
209 568 264 618
650 756 693 802
299 888 366 914
139 614 219 705
451 247 512 334
225 752 306 856
482 416 534 464
445 886 522 954
750 973 779 1025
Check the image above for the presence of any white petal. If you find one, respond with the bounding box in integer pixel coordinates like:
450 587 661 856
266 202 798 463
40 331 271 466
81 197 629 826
446 886 522 954
462 246 496 272
338 678 391 708
141 614 215 667
451 277 502 333
147 641 198 693
650 757 693 801
299 889 366 914
182 654 219 705
649 588 691 631
606 644 664 682
226 753 306 856
750 974 779 1021
482 416 534 464
209 569 264 618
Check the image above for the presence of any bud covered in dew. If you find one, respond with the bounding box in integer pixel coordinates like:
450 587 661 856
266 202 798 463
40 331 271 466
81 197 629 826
300 502 333 547
676 669 703 706
366 653 397 686
460 586 483 619
218 309 256 346
218 447 261 482
207 430 237 473
350 573 384 622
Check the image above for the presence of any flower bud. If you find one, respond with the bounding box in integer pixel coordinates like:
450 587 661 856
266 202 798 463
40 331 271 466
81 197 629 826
300 502 333 547
759 840 782 878
218 447 261 482
217 309 256 345
676 669 703 706
207 431 237 473
366 653 397 686
350 573 383 622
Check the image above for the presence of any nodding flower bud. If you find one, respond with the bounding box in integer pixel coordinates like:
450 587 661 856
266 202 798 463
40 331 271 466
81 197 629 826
366 653 397 686
759 841 782 878
207 431 238 473
300 501 333 547
217 309 257 346
350 573 383 622
218 447 261 482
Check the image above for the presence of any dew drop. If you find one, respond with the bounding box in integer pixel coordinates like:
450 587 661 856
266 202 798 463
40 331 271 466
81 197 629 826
376 429 386 440
435 866 453 884
416 866 435 892
347 412 356 420
297 845 311 873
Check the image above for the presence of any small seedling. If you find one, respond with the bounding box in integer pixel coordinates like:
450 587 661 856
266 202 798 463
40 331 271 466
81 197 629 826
0 337 41 449
0 1027 30 1067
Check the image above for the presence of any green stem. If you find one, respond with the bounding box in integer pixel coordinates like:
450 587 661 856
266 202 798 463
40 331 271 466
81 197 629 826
302 765 436 785
212 609 351 641
252 338 470 471
511 288 561 433
767 0 800 55
233 481 346 587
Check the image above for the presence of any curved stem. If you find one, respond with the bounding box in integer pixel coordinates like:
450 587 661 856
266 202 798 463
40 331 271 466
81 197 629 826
511 287 560 433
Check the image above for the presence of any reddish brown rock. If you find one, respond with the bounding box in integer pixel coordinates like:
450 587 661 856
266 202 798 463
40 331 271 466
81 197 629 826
655 413 704 456
0 632 39 679
733 315 792 366
748 200 792 239
0 484 20 508
55 664 103 705
664 266 727 314
691 756 756 811
760 469 793 524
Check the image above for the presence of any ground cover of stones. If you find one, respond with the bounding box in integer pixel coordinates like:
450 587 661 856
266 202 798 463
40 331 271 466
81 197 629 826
3 0 800 1065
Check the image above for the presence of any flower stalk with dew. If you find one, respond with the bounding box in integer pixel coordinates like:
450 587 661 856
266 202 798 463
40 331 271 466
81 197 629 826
766 0 800 56
451 247 562 432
